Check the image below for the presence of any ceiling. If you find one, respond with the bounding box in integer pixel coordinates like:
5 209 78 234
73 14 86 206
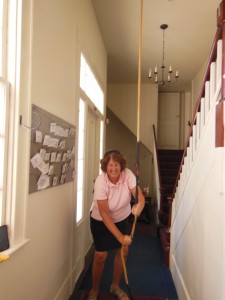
91 0 221 92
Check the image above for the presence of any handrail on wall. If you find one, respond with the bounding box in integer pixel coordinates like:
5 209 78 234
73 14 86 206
152 124 161 186
171 24 223 200
152 124 165 214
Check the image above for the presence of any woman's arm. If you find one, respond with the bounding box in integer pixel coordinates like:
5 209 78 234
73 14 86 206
130 186 145 216
97 199 132 246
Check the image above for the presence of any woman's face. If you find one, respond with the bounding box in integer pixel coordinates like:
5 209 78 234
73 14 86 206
106 158 121 183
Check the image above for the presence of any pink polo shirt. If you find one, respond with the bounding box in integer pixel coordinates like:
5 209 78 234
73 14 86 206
90 168 136 223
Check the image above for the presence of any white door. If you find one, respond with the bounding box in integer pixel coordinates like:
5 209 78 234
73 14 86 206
73 106 100 284
158 92 180 149
84 107 99 249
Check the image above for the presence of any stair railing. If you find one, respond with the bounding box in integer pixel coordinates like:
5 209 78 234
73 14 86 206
152 124 164 221
171 5 224 212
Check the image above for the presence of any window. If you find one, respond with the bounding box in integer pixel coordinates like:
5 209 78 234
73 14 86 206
76 52 104 223
0 0 23 249
0 0 8 225
80 53 104 114
0 0 6 76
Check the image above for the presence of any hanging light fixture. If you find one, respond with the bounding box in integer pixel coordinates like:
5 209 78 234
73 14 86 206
148 24 179 85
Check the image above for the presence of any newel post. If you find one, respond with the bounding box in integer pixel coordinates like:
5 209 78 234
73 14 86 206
216 0 225 147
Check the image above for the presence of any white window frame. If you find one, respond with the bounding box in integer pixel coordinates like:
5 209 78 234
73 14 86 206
76 51 105 224
76 98 86 223
0 78 10 224
99 120 104 173
0 0 10 226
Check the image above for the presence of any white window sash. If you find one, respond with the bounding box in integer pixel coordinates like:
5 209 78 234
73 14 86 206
0 77 10 224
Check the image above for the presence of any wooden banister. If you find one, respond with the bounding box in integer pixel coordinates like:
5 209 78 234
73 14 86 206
216 0 225 147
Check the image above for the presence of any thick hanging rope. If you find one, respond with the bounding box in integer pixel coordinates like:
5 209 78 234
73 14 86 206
121 1 143 299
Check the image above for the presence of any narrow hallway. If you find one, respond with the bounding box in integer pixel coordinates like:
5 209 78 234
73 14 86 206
70 220 178 300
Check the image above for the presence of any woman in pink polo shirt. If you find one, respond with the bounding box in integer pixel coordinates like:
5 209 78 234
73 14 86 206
88 150 145 300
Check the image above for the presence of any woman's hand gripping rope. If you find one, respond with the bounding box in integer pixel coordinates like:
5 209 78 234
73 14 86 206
120 214 137 300
131 203 142 218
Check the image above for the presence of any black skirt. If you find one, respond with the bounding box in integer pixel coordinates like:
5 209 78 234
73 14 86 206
90 215 129 252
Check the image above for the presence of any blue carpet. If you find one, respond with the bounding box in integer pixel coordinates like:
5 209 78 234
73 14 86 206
79 223 178 299
78 291 173 300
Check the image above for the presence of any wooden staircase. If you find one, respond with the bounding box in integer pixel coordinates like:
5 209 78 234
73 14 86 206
157 149 183 266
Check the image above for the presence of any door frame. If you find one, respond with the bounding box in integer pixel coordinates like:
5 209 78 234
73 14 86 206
73 98 103 285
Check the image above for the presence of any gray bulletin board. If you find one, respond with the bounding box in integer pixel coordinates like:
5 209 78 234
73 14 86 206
29 104 76 193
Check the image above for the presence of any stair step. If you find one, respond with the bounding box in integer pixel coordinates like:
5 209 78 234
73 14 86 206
158 149 183 156
161 169 178 176
158 155 183 163
162 194 174 203
159 162 180 169
158 211 169 225
161 176 177 184
162 203 169 212
162 184 174 193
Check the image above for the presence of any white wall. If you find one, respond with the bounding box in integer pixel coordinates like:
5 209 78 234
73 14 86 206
171 102 225 300
170 53 225 299
107 83 158 154
0 1 107 300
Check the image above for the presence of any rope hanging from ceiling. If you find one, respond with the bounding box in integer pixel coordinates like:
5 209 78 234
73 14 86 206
121 0 143 299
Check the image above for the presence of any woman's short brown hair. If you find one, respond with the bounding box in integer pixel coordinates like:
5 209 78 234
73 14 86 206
100 150 127 172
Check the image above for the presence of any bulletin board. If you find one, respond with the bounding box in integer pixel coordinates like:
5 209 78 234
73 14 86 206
29 104 76 194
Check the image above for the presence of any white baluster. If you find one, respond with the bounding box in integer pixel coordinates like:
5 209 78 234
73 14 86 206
196 112 201 145
192 124 197 156
204 81 210 120
189 136 193 166
210 62 216 107
200 97 205 135
216 40 222 89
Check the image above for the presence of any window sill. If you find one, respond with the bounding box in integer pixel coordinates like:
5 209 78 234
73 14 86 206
1 239 30 257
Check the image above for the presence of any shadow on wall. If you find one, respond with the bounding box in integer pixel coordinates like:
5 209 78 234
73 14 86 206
105 107 153 193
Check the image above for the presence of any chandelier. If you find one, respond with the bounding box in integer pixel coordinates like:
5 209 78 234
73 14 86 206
148 24 179 86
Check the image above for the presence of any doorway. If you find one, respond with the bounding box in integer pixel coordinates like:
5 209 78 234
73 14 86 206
158 92 180 149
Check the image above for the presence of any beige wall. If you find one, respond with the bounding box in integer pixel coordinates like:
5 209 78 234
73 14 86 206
191 59 208 114
106 108 153 192
106 83 158 200
0 1 107 300
107 83 158 153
